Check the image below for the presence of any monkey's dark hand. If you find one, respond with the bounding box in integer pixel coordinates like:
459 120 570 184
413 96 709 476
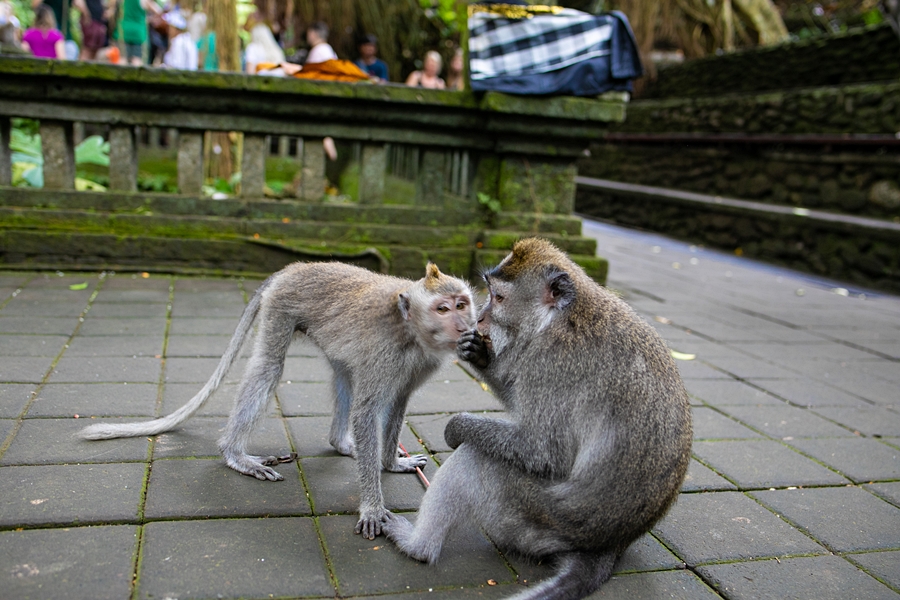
444 412 475 450
457 330 490 369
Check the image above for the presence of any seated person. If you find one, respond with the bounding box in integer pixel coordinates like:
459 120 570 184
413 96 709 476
354 33 388 82
405 50 445 89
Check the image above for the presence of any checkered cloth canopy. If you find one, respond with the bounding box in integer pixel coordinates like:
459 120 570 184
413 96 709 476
468 7 614 81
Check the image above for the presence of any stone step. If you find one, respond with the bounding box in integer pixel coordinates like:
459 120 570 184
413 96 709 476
480 230 598 256
474 248 609 283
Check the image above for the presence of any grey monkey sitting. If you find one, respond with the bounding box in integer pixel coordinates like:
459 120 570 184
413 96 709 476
80 261 476 539
382 238 692 599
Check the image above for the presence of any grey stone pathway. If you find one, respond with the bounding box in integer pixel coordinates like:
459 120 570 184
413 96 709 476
1 219 898 599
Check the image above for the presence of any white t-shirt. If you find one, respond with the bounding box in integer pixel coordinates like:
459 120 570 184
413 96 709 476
306 42 337 64
164 32 198 71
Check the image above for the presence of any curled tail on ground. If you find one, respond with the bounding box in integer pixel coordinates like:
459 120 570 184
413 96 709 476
78 278 270 441
509 551 616 600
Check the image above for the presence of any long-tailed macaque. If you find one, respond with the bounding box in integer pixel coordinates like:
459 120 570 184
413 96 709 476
382 238 692 599
80 262 476 539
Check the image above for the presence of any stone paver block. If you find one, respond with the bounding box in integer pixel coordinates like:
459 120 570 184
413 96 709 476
160 382 242 416
49 356 162 384
2 300 87 318
0 418 14 447
0 463 145 527
722 404 855 438
355 587 512 599
685 379 782 406
301 456 427 515
751 487 900 552
167 317 240 335
0 356 54 383
0 335 68 357
164 334 231 357
1 418 150 465
408 413 456 453
0 383 36 418
278 381 335 416
866 482 900 508
692 407 763 439
787 437 900 483
692 440 849 488
0 316 77 336
286 416 341 457
152 416 289 459
697 554 899 600
811 407 900 437
0 525 138 600
749 377 871 407
319 514 512 597
163 357 248 384
681 458 738 492
672 360 733 379
281 355 334 382
587 569 721 599
28 383 158 417
652 491 824 566
85 301 168 319
408 379 504 414
702 356 799 379
169 299 246 319
76 317 167 336
63 335 165 357
144 458 310 519
138 518 332 599
846 550 900 591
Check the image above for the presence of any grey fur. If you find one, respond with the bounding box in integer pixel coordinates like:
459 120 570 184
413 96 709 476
79 261 475 539
382 239 692 599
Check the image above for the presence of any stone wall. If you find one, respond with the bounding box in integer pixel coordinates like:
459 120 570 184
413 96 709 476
581 142 900 221
641 24 900 99
617 81 900 135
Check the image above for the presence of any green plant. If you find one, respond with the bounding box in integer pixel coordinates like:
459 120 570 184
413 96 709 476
10 126 110 190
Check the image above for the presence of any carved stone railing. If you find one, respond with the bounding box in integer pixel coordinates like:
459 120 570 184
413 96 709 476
0 57 626 278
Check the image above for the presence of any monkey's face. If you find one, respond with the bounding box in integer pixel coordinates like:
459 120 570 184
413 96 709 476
429 293 477 350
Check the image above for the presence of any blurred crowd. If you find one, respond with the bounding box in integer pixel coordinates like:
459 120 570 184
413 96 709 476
0 0 464 89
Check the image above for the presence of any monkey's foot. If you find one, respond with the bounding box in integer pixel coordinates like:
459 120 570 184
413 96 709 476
355 507 388 540
330 437 356 458
389 454 428 473
382 512 438 564
224 453 285 481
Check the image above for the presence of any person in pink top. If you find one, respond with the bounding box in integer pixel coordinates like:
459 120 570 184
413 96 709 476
22 3 64 59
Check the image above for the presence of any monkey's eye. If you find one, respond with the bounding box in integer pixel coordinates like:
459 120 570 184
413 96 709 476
456 301 467 310
493 293 504 304
436 306 450 314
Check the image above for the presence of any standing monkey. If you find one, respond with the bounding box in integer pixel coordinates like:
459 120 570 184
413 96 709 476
80 262 476 539
382 238 692 599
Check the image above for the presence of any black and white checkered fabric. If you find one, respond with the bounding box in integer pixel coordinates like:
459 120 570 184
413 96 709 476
468 8 613 81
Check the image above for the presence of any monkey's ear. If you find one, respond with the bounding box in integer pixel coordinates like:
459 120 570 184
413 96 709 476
544 269 575 310
398 292 412 321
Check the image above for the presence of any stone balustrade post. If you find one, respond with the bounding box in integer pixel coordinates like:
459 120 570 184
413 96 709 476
415 149 446 207
241 133 267 199
108 126 138 192
358 143 386 204
0 117 10 186
177 129 204 195
41 120 75 190
301 137 325 201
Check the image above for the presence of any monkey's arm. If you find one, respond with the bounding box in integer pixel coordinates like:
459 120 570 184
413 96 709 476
444 413 566 478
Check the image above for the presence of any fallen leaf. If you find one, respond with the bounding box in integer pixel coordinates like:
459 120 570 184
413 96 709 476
68 282 88 290
654 316 672 325
671 351 696 361
487 579 497 586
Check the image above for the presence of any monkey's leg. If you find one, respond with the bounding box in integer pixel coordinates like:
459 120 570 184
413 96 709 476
351 395 388 539
328 365 356 457
218 314 293 481
383 444 482 563
381 392 426 473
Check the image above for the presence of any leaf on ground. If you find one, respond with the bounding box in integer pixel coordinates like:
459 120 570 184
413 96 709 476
68 282 89 291
671 350 696 361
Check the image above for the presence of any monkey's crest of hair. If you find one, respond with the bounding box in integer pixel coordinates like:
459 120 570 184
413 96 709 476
494 238 577 282
422 262 467 296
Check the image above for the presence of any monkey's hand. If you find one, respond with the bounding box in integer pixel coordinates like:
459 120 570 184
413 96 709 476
457 330 490 369
355 506 388 540
389 454 428 472
444 412 475 450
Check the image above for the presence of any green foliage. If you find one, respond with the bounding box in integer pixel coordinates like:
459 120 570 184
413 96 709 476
419 0 460 38
10 124 110 188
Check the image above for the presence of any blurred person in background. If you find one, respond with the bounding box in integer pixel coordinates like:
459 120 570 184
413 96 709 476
22 3 65 59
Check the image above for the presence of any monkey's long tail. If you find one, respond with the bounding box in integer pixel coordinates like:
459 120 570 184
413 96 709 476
507 551 616 600
78 278 270 440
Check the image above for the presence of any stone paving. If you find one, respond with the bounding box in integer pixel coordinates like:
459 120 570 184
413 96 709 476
1 219 899 599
